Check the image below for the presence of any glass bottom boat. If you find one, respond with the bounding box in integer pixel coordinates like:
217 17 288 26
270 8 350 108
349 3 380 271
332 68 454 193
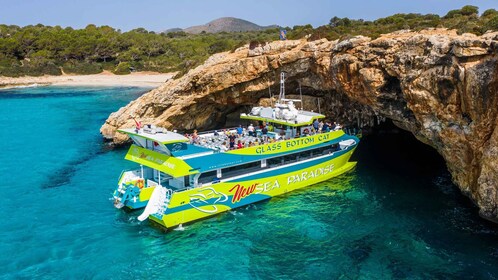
112 72 360 230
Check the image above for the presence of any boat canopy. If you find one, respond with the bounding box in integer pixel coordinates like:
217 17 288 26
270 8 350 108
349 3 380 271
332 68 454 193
118 128 188 145
240 109 325 127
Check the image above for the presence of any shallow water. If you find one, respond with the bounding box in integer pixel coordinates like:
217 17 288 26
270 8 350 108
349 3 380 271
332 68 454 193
1 86 497 279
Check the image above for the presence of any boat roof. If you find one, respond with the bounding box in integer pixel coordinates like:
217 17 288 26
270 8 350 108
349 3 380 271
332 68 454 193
118 128 189 145
240 109 325 127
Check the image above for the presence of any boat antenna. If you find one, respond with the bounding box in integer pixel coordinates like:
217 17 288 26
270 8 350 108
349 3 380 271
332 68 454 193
278 72 286 103
299 82 303 111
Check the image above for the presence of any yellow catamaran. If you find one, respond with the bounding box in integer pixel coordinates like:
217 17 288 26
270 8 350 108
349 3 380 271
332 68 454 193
112 73 359 230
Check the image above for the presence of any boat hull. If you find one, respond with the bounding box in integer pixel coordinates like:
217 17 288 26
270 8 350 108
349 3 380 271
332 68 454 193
149 147 357 229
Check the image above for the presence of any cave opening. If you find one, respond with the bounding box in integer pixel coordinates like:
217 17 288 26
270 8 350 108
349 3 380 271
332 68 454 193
354 118 498 230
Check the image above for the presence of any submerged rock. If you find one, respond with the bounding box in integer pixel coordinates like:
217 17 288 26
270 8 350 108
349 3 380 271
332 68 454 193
101 29 498 222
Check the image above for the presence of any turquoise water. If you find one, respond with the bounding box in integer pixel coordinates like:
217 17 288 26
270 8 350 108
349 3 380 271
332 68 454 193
1 86 498 279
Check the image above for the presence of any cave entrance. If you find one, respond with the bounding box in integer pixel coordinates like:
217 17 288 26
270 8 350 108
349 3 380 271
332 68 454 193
357 115 498 233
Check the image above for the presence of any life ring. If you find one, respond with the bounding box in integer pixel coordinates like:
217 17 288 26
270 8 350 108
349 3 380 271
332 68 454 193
136 179 145 189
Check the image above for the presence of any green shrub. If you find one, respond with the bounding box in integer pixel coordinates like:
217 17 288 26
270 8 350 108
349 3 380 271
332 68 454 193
482 9 498 18
483 15 498 32
113 62 131 75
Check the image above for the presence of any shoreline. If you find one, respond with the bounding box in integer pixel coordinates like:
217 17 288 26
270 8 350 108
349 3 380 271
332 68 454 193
0 71 175 89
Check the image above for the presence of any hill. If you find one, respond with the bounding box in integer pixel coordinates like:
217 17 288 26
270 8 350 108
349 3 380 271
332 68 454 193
178 17 278 34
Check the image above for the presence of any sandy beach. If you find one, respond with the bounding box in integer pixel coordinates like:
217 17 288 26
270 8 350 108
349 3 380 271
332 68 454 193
0 71 175 89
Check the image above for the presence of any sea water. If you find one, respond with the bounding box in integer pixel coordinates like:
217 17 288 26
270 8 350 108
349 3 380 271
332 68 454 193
1 86 497 279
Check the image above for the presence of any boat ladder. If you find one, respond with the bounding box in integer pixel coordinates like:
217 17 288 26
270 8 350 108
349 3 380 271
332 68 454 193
113 183 140 209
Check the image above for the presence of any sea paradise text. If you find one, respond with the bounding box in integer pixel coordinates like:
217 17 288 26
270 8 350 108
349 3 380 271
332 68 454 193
228 163 335 203
255 133 331 154
229 180 280 203
287 164 335 185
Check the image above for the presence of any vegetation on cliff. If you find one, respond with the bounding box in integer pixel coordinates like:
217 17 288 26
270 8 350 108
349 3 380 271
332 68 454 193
0 5 497 77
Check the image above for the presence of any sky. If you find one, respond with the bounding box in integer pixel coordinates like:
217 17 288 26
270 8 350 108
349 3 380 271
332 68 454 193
0 0 497 32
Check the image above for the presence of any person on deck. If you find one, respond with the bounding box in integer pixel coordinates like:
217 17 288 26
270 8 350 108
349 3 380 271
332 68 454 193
323 122 330 132
236 125 243 136
132 117 142 133
330 122 336 131
262 125 268 136
313 119 319 132
248 123 255 137
228 133 236 149
261 125 268 141
192 129 199 144
220 142 228 152
237 140 243 149
214 130 219 136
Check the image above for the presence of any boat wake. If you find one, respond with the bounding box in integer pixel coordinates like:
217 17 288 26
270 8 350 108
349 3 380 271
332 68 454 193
174 224 187 231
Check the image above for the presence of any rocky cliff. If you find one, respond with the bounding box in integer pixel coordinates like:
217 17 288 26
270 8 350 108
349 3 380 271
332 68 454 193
101 29 498 222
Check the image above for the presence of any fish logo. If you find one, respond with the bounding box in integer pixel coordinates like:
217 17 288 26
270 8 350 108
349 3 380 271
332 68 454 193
189 187 228 214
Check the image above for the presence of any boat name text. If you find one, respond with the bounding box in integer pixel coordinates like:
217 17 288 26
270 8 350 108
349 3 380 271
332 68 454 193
255 134 330 154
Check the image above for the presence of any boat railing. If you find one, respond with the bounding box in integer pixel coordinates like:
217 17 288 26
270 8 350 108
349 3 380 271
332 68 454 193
196 127 239 136
118 169 142 186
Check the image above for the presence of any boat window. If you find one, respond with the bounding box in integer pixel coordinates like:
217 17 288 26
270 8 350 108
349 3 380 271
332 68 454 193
265 143 338 169
267 157 284 167
198 171 217 184
222 161 261 178
283 154 298 163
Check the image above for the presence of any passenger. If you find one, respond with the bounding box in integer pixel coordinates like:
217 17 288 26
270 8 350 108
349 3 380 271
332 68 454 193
220 141 228 152
323 122 330 132
318 121 324 133
228 133 236 149
303 128 310 136
261 125 268 135
237 140 243 149
132 116 142 133
330 122 336 131
334 122 342 131
185 134 193 144
248 123 255 137
313 119 319 132
248 141 255 147
236 125 244 136
214 130 219 136
225 129 231 136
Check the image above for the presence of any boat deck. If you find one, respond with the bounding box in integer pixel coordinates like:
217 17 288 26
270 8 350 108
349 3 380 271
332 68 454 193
191 128 282 152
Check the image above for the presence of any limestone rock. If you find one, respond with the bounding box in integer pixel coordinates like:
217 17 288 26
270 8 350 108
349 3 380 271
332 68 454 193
101 30 498 222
